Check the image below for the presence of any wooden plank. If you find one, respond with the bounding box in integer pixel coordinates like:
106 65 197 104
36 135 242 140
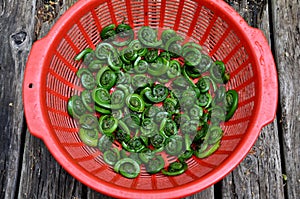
87 189 115 199
221 1 285 198
222 122 284 199
226 0 267 28
0 0 37 198
17 1 84 199
17 133 84 199
271 0 300 198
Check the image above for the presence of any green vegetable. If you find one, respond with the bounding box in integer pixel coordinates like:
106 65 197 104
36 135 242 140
150 132 166 149
110 89 125 110
88 60 103 72
95 43 116 63
210 60 226 84
189 105 203 120
96 66 117 90
144 84 169 103
100 24 116 41
165 36 183 57
196 77 210 93
79 114 99 130
181 120 199 136
81 90 94 112
225 90 238 121
69 23 239 179
98 134 113 151
78 128 98 147
197 54 212 73
140 118 157 137
74 48 93 61
120 47 138 63
161 161 188 176
113 23 134 47
103 148 120 165
165 135 183 156
178 150 193 162
147 57 169 76
160 118 178 137
167 60 181 78
80 72 96 90
163 97 179 115
83 51 95 66
132 74 153 89
67 95 86 118
94 105 112 115
99 115 118 135
114 158 140 178
194 141 221 159
138 149 155 164
92 87 111 109
115 129 131 143
126 93 145 113
108 54 123 71
138 26 162 47
134 57 149 73
144 49 158 63
122 137 145 153
207 126 223 144
116 24 133 38
145 155 165 174
122 113 141 130
182 46 202 67
161 29 177 45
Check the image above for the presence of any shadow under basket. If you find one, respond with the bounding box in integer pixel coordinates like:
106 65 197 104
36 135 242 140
23 0 278 198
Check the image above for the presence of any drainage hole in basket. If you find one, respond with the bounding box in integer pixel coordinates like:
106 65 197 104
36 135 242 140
29 83 34 88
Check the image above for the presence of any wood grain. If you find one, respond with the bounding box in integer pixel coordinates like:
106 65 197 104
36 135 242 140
226 0 267 28
18 133 84 199
0 0 36 198
272 0 300 198
222 122 284 199
17 1 85 199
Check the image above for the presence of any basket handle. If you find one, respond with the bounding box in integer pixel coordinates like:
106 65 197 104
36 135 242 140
23 37 51 140
247 27 278 127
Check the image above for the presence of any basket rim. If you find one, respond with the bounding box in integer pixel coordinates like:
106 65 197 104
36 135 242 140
23 0 278 198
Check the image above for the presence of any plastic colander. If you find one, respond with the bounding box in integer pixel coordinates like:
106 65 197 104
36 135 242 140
23 0 278 198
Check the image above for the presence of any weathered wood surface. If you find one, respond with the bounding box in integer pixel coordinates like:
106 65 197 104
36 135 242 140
0 1 36 198
272 0 300 198
0 0 299 198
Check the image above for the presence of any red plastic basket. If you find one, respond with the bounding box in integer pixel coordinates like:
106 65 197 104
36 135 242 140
23 0 278 198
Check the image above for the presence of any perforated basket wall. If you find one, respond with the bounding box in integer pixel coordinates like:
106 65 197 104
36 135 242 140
23 0 277 198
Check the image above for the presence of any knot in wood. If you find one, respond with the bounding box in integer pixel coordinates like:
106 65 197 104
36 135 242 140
11 31 27 45
242 154 256 169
